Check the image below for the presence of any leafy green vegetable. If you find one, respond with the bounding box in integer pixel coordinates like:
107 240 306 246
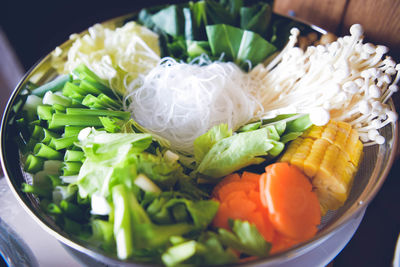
145 193 219 228
137 0 287 68
193 114 313 179
186 40 211 58
133 152 185 189
91 219 115 252
160 219 269 266
204 0 236 26
161 232 238 266
237 121 261 132
285 114 313 133
218 219 271 257
76 129 153 197
240 2 272 37
206 24 276 67
162 240 197 266
195 126 283 178
151 5 185 37
193 123 232 163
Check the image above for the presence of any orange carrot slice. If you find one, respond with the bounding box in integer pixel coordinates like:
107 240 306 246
212 172 275 243
212 173 241 198
269 232 300 254
241 171 261 183
216 181 257 200
260 162 321 241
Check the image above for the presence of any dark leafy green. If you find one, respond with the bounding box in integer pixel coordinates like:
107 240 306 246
151 5 185 37
137 0 288 68
240 3 272 37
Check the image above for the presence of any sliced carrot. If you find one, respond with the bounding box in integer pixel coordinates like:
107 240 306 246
259 173 268 207
212 202 231 229
227 192 257 216
212 173 241 198
260 162 321 241
241 171 261 183
269 232 300 254
212 172 275 243
216 181 257 200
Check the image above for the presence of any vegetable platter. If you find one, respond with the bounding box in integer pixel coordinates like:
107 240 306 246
0 0 398 266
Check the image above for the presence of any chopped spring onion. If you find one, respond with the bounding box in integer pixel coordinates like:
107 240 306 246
54 136 78 150
48 114 103 129
33 143 63 160
64 150 85 162
64 126 86 137
41 129 60 146
62 161 82 176
66 108 130 120
31 74 72 97
43 91 73 107
24 154 45 173
37 105 54 120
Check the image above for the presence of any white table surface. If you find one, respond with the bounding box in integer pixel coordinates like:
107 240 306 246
0 177 81 267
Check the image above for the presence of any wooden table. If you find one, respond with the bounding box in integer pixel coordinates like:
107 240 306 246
274 0 400 61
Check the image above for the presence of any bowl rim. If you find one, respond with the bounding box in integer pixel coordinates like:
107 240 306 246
0 11 398 267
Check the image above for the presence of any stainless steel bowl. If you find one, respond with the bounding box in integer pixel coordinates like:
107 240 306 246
0 13 398 267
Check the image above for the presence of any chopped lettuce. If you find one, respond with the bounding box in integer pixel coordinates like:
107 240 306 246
74 128 219 261
218 219 271 257
193 115 312 179
160 219 270 266
145 193 219 228
55 22 161 94
110 184 218 259
195 125 284 178
193 123 232 163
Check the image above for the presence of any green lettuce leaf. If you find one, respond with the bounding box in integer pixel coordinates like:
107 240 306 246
146 193 219 228
161 232 238 266
193 123 232 163
218 219 271 257
195 127 283 178
133 152 184 189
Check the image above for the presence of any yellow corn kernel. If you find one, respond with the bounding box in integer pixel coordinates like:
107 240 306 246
279 136 303 163
303 138 330 178
289 138 314 172
303 124 323 139
278 120 363 215
313 145 355 199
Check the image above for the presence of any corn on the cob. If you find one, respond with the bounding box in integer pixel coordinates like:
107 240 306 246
279 120 363 215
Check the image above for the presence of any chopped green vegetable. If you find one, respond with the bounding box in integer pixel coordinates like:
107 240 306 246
31 75 72 97
195 126 283 178
206 24 276 67
218 219 271 257
193 123 232 163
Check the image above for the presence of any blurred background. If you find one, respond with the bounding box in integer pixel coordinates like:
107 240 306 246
0 0 399 266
